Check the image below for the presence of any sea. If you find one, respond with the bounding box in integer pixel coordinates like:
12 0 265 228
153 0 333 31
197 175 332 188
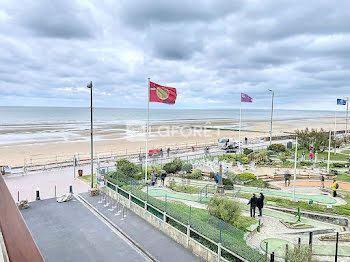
0 106 345 145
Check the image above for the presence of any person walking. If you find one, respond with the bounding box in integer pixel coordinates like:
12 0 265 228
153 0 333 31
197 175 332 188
160 148 163 157
332 179 339 197
167 147 170 157
309 151 314 161
215 172 219 186
284 170 291 187
257 193 264 217
247 193 258 218
302 151 305 161
321 175 325 189
161 171 167 186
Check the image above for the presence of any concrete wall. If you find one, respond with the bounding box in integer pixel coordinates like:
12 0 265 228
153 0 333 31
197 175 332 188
100 185 244 262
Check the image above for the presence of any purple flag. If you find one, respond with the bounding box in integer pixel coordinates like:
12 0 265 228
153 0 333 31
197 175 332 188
241 93 253 103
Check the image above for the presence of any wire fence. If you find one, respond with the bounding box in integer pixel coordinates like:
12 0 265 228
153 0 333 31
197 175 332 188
104 172 267 262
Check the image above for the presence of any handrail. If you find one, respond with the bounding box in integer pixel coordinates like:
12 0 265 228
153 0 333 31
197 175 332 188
0 175 44 262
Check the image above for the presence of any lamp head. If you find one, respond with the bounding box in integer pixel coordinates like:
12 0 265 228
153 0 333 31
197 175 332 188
87 81 93 89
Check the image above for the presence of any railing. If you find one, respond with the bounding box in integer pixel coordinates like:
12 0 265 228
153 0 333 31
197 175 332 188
0 175 44 262
103 175 266 262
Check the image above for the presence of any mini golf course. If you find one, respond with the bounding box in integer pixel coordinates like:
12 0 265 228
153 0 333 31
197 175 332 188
261 238 350 257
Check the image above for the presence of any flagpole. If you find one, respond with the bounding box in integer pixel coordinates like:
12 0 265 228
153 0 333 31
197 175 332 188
346 97 349 139
239 94 242 154
293 136 298 201
327 130 331 174
334 111 337 155
145 78 150 184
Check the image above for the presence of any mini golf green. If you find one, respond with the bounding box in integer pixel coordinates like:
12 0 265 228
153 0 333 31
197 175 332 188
173 179 336 204
261 238 350 257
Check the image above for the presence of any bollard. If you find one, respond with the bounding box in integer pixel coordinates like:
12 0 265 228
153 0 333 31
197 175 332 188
285 244 289 262
17 191 20 202
335 232 339 262
270 252 275 262
36 189 40 200
257 219 261 232
309 231 313 251
69 184 73 194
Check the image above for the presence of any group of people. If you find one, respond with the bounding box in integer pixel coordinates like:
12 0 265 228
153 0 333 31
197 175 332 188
301 151 317 161
151 171 167 186
247 193 264 218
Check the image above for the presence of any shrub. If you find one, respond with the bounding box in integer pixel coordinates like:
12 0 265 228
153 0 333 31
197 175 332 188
243 148 253 155
186 169 202 179
247 152 268 164
286 245 315 262
181 163 193 173
172 158 183 172
208 195 241 226
222 178 233 186
116 159 140 178
267 144 287 153
163 158 183 174
332 162 347 168
240 156 250 164
217 154 236 162
209 171 215 179
266 150 274 156
297 161 313 167
237 172 255 181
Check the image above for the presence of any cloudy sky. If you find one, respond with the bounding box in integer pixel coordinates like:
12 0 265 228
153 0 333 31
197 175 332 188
1 0 350 110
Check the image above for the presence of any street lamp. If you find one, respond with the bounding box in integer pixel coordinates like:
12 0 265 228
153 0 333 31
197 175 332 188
87 81 94 188
268 89 274 145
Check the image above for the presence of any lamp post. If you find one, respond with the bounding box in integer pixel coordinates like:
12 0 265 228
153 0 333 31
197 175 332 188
87 81 94 189
268 89 274 145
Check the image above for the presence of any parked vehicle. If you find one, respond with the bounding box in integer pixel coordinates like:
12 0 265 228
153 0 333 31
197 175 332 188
218 138 240 150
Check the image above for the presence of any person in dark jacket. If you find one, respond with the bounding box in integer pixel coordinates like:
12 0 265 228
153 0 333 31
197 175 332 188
247 193 258 218
161 172 167 186
257 193 265 217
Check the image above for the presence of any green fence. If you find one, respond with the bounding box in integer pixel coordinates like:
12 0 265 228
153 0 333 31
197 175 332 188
105 172 265 262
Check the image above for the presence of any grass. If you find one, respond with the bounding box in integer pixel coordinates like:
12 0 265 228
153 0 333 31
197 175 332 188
341 149 350 154
237 191 350 216
296 149 349 161
169 181 201 194
336 173 350 183
78 174 97 187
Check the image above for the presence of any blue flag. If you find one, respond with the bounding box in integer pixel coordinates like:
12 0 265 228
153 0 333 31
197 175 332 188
337 98 347 105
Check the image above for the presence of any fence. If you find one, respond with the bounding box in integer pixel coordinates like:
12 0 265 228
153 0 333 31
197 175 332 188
104 172 267 262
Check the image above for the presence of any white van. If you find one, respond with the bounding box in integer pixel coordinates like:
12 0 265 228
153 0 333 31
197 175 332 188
218 138 240 149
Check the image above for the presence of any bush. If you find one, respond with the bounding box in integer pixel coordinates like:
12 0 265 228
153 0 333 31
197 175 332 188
237 172 255 181
247 152 269 164
163 158 183 174
267 144 287 153
222 178 233 186
186 169 202 179
208 195 241 226
286 245 315 262
172 158 183 172
240 156 250 164
266 150 274 156
332 162 347 168
163 162 176 174
209 171 215 179
116 159 140 178
181 163 193 173
243 148 253 155
298 161 313 167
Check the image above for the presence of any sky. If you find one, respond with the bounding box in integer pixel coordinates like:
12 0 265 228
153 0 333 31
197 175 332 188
1 0 350 110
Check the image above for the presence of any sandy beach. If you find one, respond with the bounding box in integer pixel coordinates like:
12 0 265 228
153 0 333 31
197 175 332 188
0 116 347 167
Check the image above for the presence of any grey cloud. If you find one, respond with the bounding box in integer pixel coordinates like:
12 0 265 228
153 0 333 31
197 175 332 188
17 1 97 39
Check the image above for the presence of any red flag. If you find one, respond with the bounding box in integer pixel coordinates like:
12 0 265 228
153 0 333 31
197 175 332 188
149 81 177 104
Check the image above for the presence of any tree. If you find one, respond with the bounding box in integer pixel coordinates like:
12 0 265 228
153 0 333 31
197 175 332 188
116 159 140 178
295 128 331 152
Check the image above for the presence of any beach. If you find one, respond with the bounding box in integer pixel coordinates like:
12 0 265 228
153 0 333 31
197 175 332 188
0 106 347 167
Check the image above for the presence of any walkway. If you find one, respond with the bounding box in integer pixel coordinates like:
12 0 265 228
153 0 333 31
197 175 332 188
21 198 148 262
279 181 350 190
79 192 203 262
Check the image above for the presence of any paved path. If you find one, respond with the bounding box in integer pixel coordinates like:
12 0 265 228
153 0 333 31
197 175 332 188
21 198 149 262
80 192 203 262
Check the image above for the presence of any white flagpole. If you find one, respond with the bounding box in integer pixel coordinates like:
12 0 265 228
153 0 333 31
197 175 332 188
293 136 298 201
334 111 337 155
327 130 331 174
239 94 242 154
346 97 349 138
145 78 150 184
